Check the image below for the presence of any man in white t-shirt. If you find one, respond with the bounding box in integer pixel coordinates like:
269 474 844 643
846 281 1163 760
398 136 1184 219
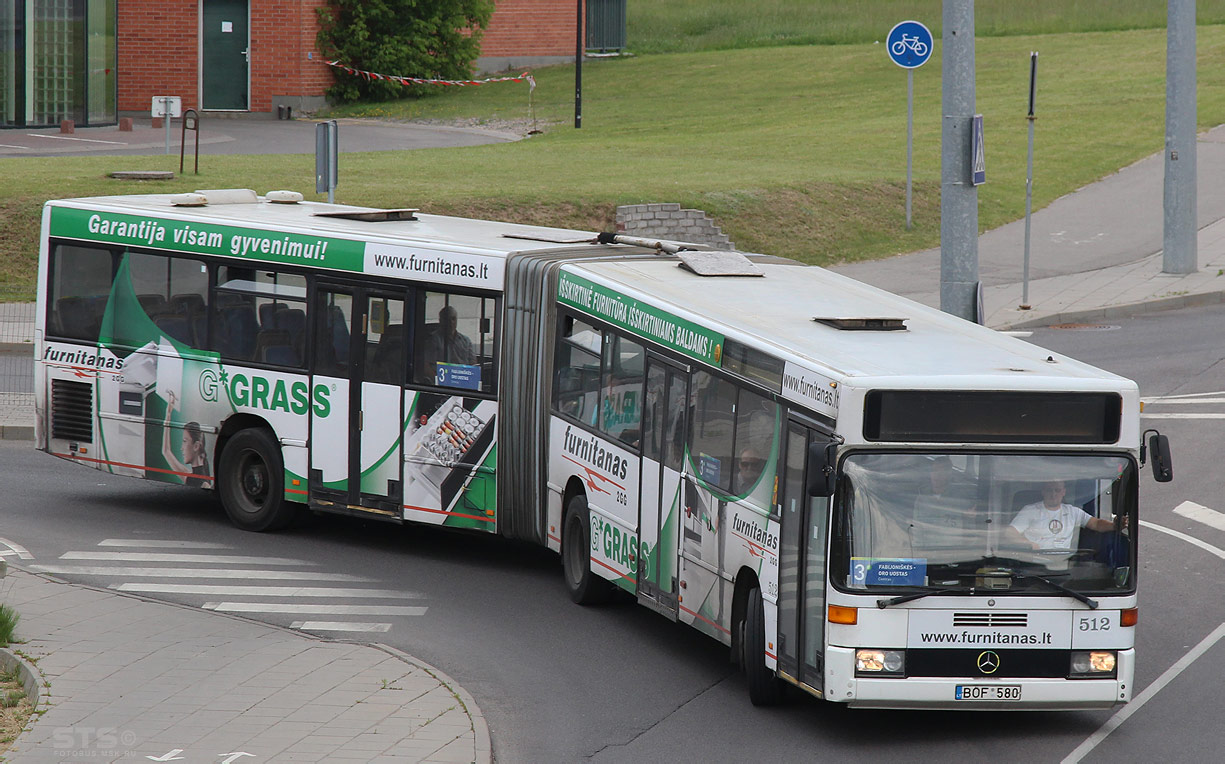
1009 480 1115 550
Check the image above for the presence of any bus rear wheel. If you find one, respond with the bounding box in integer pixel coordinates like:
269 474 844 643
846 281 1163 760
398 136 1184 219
563 494 612 605
218 428 295 532
742 585 784 706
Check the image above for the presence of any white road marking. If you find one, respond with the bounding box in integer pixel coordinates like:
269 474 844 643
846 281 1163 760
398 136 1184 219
0 537 33 560
112 583 422 598
0 144 29 150
1172 501 1225 533
290 621 393 633
202 602 428 616
26 133 126 144
1062 620 1225 763
1061 520 1225 762
61 551 310 565
1140 520 1225 560
97 539 230 549
1140 397 1225 404
1142 390 1225 400
30 565 372 581
1139 413 1225 419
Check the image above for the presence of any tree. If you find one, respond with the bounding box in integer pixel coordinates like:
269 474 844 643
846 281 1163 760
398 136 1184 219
317 0 495 103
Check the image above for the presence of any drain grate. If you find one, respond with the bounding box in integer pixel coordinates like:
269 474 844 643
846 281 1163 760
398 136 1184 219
1047 323 1119 331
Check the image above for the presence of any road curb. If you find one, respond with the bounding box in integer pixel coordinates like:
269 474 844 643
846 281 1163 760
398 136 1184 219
992 288 1225 330
0 425 34 441
372 642 493 764
0 646 43 712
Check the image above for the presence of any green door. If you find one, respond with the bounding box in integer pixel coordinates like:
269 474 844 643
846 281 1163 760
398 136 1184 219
202 0 248 110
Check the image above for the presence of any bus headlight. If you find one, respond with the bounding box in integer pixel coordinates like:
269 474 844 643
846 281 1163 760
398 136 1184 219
855 649 905 677
1069 650 1117 678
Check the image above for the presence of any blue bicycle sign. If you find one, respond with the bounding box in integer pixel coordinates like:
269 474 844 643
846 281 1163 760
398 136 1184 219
886 20 933 69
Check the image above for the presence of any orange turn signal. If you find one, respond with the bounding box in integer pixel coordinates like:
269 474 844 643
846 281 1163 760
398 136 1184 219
828 605 858 625
1120 608 1138 627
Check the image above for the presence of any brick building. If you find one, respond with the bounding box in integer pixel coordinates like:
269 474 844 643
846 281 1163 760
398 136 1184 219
0 0 581 128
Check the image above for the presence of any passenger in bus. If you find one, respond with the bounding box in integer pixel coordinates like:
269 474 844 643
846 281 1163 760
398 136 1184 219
422 305 475 383
735 447 766 494
161 391 212 488
1009 480 1114 550
911 456 977 547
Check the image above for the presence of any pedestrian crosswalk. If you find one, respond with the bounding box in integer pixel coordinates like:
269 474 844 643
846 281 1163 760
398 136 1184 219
1142 391 1225 419
30 538 422 635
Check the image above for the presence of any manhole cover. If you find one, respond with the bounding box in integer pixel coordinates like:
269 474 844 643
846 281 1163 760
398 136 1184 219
1047 323 1119 331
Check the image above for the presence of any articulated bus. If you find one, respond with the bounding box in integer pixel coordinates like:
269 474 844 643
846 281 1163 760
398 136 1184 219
35 190 1172 710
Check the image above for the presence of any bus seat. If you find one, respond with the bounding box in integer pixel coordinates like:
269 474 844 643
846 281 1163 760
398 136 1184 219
254 328 295 365
413 322 439 384
263 344 300 366
191 313 208 349
218 304 258 359
259 302 285 329
169 293 205 317
327 305 349 362
154 314 193 346
371 324 405 382
137 293 167 315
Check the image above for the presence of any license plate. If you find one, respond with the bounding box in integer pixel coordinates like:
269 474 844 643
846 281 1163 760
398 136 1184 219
955 684 1022 701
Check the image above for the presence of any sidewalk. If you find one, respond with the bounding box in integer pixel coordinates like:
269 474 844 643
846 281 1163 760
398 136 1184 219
0 567 490 763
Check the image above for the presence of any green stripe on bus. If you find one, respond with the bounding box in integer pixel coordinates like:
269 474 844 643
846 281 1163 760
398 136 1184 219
49 206 366 271
557 271 724 364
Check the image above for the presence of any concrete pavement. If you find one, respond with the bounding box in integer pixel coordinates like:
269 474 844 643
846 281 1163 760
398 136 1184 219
0 566 490 763
3 116 1225 761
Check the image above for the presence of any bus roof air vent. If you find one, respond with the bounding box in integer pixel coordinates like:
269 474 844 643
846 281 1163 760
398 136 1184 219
314 208 419 222
813 317 908 331
676 250 763 277
192 188 259 205
265 190 304 204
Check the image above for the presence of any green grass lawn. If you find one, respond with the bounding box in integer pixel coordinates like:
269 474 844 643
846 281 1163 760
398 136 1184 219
2 24 1224 297
626 0 1225 53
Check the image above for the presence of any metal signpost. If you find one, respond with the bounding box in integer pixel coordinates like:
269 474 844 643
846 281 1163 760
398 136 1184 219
1021 52 1038 309
151 96 181 156
886 20 933 229
315 120 338 204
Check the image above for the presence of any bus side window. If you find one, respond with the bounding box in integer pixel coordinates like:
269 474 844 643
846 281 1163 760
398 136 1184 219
599 333 644 448
48 244 115 342
553 315 602 424
412 291 497 394
689 370 736 491
126 252 209 349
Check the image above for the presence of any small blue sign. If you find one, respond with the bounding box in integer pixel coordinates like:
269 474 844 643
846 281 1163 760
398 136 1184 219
436 362 481 391
886 20 933 69
972 114 986 185
852 557 928 587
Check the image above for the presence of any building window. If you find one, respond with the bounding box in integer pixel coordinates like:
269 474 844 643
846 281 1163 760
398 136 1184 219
1 0 116 128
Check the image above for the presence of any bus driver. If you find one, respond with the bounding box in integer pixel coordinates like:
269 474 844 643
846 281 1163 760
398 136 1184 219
1009 480 1114 550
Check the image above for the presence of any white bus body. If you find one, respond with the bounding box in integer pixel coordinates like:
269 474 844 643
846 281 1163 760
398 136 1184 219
35 191 1163 710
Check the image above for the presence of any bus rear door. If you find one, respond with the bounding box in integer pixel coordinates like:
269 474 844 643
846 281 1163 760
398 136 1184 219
310 285 406 518
637 355 689 618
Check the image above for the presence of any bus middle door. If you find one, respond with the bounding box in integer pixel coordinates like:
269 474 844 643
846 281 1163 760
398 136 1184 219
637 355 687 618
310 286 406 518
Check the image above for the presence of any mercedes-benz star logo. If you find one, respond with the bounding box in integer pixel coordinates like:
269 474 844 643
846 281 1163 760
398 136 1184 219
976 651 1001 674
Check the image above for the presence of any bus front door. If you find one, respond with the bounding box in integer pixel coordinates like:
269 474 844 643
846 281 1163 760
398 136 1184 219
310 286 406 518
637 356 688 618
776 421 829 692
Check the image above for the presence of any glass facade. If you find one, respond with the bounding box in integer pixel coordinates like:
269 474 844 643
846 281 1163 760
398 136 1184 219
1 0 115 128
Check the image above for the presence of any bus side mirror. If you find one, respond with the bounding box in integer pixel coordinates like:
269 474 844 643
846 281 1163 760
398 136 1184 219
1147 432 1173 483
807 441 838 497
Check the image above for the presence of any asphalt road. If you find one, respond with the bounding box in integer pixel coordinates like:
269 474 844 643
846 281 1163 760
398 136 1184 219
2 305 1224 762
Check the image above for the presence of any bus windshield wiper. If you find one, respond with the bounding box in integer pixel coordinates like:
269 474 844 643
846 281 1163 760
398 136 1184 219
1015 574 1099 609
877 588 963 608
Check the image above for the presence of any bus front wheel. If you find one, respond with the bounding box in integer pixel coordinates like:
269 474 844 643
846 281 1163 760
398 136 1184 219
743 585 784 706
218 428 295 532
563 495 612 605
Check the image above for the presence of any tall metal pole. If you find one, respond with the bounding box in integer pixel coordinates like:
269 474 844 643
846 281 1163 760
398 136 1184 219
1021 52 1037 309
906 69 914 229
1163 0 1196 274
940 0 979 321
574 0 583 129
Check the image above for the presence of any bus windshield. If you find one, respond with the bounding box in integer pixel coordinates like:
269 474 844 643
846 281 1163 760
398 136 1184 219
834 452 1136 596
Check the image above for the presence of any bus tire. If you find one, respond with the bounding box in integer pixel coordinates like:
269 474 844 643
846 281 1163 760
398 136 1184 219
744 585 784 706
563 494 612 605
218 427 295 532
